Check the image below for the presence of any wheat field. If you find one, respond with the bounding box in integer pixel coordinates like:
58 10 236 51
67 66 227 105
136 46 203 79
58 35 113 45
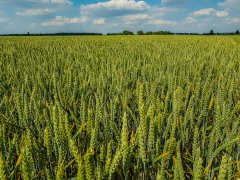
0 36 240 179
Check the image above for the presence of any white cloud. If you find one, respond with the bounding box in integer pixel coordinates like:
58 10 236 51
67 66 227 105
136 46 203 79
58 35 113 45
119 7 181 26
0 12 10 24
125 21 138 25
218 0 240 8
224 17 240 24
120 7 180 23
146 19 177 26
0 18 8 23
41 16 87 26
80 0 150 17
78 1 182 31
50 0 71 4
150 7 181 16
121 14 149 21
93 18 105 25
16 8 56 16
215 11 229 17
192 8 228 17
185 17 198 24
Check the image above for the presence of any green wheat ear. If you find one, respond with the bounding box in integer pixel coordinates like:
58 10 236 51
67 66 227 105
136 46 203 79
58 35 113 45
44 127 52 158
21 146 32 180
77 156 85 180
193 158 203 180
227 156 233 180
104 141 113 176
218 155 228 180
192 127 199 161
84 148 95 180
121 112 131 178
56 162 65 180
0 153 7 180
176 142 184 180
109 148 122 179
147 103 155 152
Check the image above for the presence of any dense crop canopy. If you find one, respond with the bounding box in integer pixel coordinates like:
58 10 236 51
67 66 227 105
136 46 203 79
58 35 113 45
0 36 240 179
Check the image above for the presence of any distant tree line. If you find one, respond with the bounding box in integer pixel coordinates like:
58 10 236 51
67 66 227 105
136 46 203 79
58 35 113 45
1 30 239 36
0 32 103 36
202 29 240 35
106 29 240 36
175 33 200 35
107 30 173 35
106 30 135 35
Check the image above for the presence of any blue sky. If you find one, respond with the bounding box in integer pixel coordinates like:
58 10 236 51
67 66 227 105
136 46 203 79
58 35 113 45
0 0 239 34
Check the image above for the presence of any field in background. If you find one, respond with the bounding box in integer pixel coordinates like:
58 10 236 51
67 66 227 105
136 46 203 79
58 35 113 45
0 36 240 179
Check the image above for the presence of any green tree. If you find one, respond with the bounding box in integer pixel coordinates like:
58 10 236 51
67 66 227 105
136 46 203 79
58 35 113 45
137 30 144 35
145 31 153 35
123 30 134 35
210 29 214 35
236 30 239 35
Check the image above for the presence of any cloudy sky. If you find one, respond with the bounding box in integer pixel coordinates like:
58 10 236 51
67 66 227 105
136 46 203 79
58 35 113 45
0 0 239 34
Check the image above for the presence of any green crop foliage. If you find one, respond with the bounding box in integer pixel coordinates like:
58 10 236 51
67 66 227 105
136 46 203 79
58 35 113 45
0 35 240 179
